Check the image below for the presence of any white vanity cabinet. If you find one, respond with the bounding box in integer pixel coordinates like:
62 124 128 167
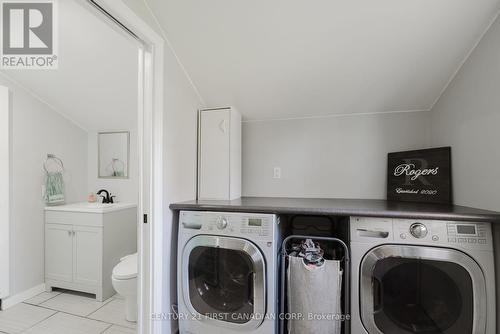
44 203 137 301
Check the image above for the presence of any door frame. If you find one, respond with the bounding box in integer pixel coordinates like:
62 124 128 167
0 86 9 300
83 1 164 333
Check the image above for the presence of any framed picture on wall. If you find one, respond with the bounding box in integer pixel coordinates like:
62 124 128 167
387 147 452 204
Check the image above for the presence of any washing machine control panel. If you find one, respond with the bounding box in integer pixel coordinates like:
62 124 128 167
180 211 276 240
238 216 273 236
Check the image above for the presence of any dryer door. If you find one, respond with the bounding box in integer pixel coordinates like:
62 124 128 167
360 245 486 334
181 235 266 330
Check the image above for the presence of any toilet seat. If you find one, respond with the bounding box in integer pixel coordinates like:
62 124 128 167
113 253 137 280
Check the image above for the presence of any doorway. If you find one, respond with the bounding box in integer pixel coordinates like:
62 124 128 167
0 1 163 333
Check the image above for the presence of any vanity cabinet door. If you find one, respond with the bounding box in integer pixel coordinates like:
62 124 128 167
45 224 73 282
73 226 102 286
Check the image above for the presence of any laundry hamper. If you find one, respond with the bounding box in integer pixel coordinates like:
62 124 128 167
280 235 350 334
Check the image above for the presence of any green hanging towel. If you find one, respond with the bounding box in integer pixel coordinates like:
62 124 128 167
45 172 65 205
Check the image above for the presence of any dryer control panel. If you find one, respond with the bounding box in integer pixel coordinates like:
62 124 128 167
351 217 493 251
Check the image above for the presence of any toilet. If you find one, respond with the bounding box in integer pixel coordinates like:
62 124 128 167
112 253 138 322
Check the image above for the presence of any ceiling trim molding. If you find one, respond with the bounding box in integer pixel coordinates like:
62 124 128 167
142 0 206 106
241 109 430 123
429 8 500 112
0 72 88 132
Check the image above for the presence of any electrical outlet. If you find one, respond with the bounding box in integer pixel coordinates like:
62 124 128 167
273 167 281 179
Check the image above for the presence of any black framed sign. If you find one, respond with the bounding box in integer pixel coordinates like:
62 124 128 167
387 147 452 204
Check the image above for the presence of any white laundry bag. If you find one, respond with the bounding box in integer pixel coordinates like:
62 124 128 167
287 256 343 334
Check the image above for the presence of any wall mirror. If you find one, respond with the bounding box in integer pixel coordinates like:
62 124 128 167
98 131 130 179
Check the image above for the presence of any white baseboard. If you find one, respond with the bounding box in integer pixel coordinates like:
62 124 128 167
1 283 46 310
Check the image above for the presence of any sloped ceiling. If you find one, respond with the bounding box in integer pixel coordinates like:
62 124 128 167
146 0 500 120
1 0 138 131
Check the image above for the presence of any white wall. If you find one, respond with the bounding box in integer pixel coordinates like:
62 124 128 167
429 15 500 329
0 75 88 297
431 15 500 212
163 45 203 333
243 111 431 199
87 131 138 203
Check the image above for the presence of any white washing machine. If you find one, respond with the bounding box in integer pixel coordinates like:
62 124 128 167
350 217 496 334
177 211 280 334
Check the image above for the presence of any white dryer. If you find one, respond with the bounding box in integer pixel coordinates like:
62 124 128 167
177 211 280 334
350 217 496 334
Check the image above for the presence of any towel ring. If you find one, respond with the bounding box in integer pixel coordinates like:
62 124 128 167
43 154 64 173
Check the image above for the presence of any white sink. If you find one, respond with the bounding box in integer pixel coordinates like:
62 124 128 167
45 202 136 213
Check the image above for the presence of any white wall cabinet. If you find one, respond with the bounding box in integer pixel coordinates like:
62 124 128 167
198 107 241 200
45 205 137 301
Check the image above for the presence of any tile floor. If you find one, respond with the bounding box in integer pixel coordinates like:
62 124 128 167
0 290 136 334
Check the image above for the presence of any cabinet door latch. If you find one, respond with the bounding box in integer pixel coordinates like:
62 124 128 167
143 214 148 224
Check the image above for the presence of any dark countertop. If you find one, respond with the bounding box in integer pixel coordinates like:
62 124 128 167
170 197 500 223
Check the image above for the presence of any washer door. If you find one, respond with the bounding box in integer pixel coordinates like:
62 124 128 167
182 235 266 330
360 245 487 334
